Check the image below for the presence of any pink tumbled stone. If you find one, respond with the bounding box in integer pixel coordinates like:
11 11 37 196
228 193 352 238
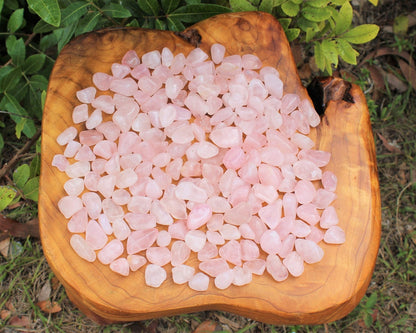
151 200 173 225
76 87 96 103
74 145 95 162
52 154 69 172
110 258 130 276
266 254 288 282
124 212 156 230
85 220 108 250
232 266 252 286
258 164 283 189
295 239 324 264
57 126 77 146
294 179 316 204
299 149 331 167
168 221 188 240
210 43 225 64
242 54 262 70
111 63 131 79
142 50 161 69
197 141 219 159
206 230 225 245
292 220 311 238
171 240 191 266
312 189 337 209
185 229 206 252
112 189 131 205
93 140 117 159
70 234 96 262
219 223 240 240
282 192 297 220
72 104 89 124
98 214 113 235
122 50 140 68
105 154 121 175
223 202 252 226
293 159 322 181
296 203 320 226
93 72 112 91
219 240 241 266
278 233 296 258
209 126 242 148
263 73 283 99
214 269 234 290
324 226 346 244
161 47 174 67
258 200 282 229
64 178 84 196
187 203 212 230
145 264 166 288
222 147 246 170
199 258 229 277
127 254 147 271
79 129 103 146
197 242 218 261
156 230 171 247
146 246 171 266
305 226 324 243
67 208 88 233
128 195 152 214
64 140 81 158
127 228 158 254
320 206 339 229
58 196 83 218
240 239 260 261
283 251 304 277
116 168 138 188
243 259 266 275
112 218 131 241
175 181 207 203
85 109 102 129
188 272 209 291
96 121 121 141
102 198 123 220
322 170 337 192
260 230 282 255
97 174 116 198
98 239 124 265
172 265 195 284
82 192 102 219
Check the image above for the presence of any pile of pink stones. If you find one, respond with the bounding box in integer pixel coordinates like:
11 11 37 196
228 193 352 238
52 44 345 291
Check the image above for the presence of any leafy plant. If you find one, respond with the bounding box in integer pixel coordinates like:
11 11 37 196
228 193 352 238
229 0 379 75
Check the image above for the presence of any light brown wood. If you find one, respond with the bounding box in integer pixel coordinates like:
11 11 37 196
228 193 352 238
39 12 381 325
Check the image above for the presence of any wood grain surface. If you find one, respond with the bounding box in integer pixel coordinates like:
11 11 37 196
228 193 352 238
39 12 381 325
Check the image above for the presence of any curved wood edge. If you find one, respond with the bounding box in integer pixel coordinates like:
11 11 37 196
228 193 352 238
39 11 381 325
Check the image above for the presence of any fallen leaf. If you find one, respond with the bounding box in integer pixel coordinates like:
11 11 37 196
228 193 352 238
386 71 408 93
1 309 11 320
193 320 222 333
213 313 240 331
398 59 416 91
51 276 61 291
366 65 386 94
0 237 10 257
8 315 31 328
36 300 62 314
377 133 402 153
0 215 40 239
37 280 52 302
5 301 15 312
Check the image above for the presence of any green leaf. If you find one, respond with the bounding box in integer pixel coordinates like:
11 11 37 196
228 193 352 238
307 0 329 8
0 67 22 93
314 41 325 71
161 0 180 13
301 6 332 22
6 35 25 66
342 24 379 44
41 90 47 110
7 8 24 32
166 16 185 31
305 27 317 42
30 75 49 90
22 177 39 202
336 38 358 64
368 0 378 5
33 19 57 33
39 33 58 51
365 292 378 309
15 118 26 139
278 18 292 30
102 3 132 18
55 23 77 52
23 54 46 75
0 186 17 211
171 4 232 23
61 1 88 27
335 1 352 35
27 0 61 27
321 39 338 67
13 164 30 189
230 0 257 11
3 93 37 138
137 0 160 16
75 11 100 36
30 154 41 178
0 0 4 15
281 1 299 17
259 0 285 13
286 28 300 42
155 18 166 30
393 15 408 35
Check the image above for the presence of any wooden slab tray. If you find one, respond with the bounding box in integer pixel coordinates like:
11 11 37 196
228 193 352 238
39 11 381 325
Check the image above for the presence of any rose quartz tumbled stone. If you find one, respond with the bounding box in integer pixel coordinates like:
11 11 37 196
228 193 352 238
98 239 124 265
172 265 195 284
70 234 96 262
145 264 166 288
188 272 209 291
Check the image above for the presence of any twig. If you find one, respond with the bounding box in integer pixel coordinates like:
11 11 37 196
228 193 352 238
395 180 416 245
0 127 41 180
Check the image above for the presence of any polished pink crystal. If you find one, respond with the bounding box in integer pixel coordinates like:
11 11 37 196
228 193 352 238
145 264 166 288
219 240 241 266
110 258 130 276
172 265 195 284
70 234 96 262
283 251 304 277
98 239 124 265
266 254 288 282
188 272 209 291
58 196 83 218
127 228 158 255
324 226 346 244
127 254 147 272
146 246 171 266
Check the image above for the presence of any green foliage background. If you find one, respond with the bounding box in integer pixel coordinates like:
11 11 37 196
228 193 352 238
0 0 378 209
